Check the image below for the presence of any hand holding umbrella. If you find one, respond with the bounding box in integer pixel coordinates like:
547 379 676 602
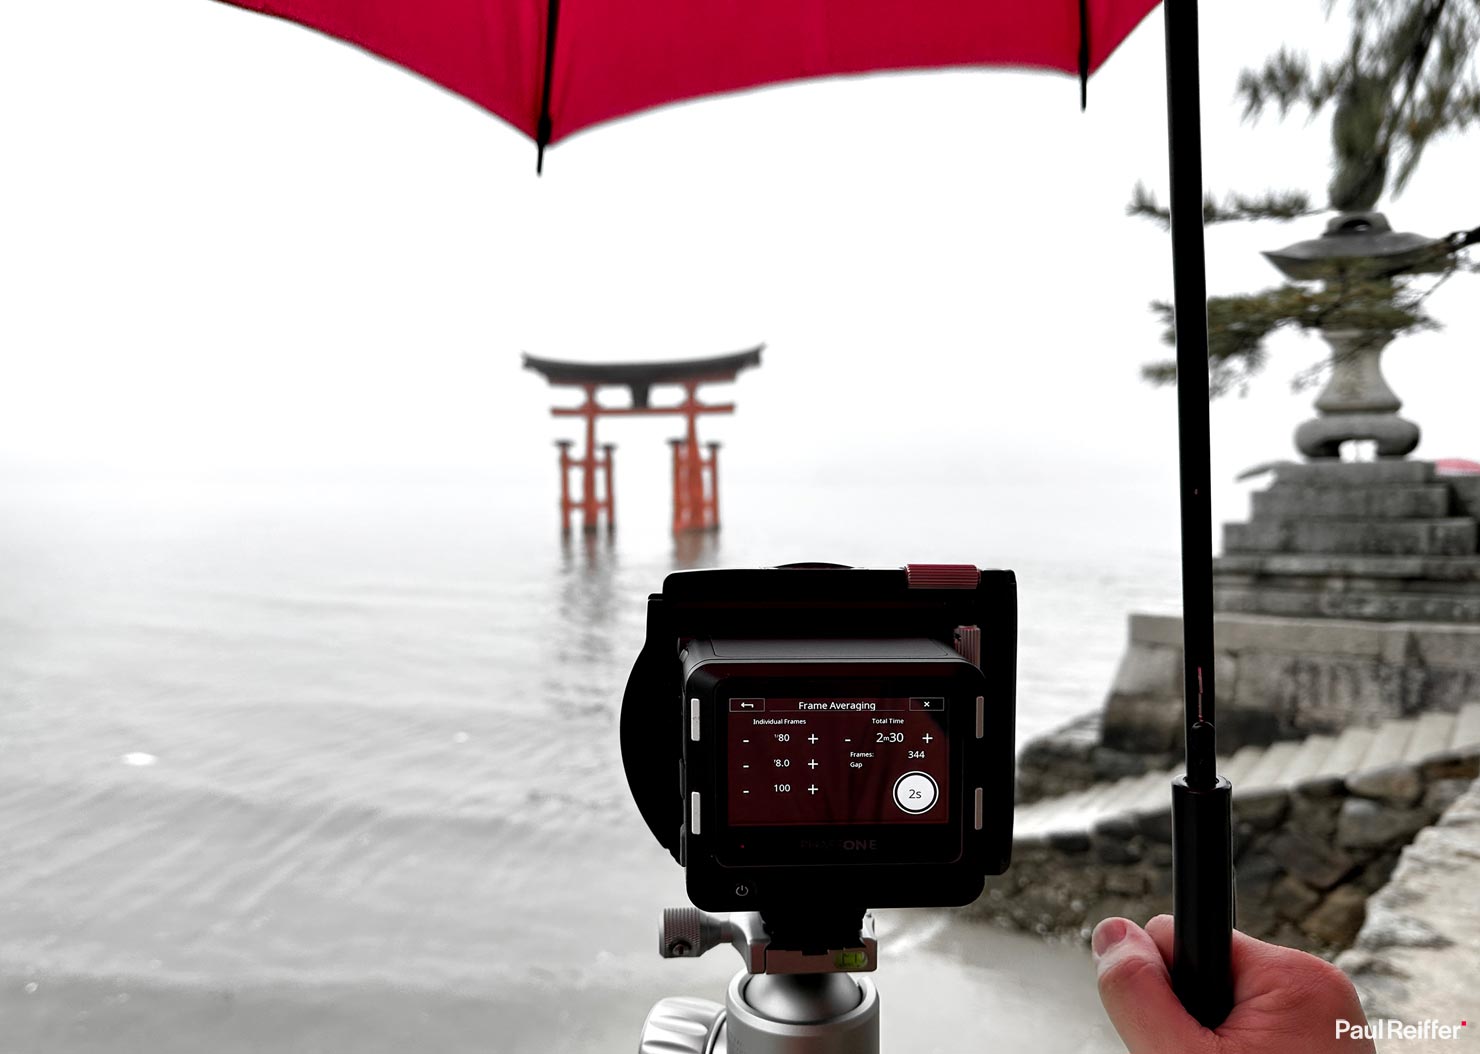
1095 915 1376 1054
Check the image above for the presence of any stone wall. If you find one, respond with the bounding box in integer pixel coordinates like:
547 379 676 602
975 754 1478 957
1336 776 1480 1044
1106 614 1480 754
1015 712 1109 804
1019 614 1480 804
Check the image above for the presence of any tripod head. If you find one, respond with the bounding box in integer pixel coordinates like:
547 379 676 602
642 907 882 1054
660 907 877 975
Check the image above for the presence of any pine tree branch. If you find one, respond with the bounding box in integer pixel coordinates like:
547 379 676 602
1234 0 1479 205
1138 2 1478 397
1127 184 1318 230
1140 276 1445 397
1382 0 1450 190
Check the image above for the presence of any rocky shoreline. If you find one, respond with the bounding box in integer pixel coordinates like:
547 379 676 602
978 717 1477 955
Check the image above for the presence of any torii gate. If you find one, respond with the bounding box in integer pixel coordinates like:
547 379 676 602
522 347 763 534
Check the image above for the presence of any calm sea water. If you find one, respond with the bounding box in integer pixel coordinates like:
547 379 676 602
0 469 1180 1053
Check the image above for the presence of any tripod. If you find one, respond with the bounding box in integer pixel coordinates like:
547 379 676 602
638 908 880 1054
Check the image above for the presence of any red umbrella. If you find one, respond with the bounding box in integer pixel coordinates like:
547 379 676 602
214 0 1231 1028
217 0 1159 168
1437 458 1480 476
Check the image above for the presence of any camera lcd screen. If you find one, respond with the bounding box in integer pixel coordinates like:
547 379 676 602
726 697 949 826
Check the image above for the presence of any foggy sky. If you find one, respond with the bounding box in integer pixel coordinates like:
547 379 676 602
2 0 1477 541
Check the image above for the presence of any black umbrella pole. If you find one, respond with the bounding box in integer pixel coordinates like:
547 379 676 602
1162 0 1234 1031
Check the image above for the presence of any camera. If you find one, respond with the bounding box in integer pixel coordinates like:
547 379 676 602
621 563 1016 919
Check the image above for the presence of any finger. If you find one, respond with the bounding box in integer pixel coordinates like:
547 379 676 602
1225 925 1362 1013
1093 917 1215 1054
1153 917 1328 1010
1145 913 1173 966
1148 914 1277 1005
1149 913 1264 962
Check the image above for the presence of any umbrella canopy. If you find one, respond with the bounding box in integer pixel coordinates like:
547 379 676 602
218 0 1158 160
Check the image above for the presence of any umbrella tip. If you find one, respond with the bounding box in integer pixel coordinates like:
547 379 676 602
536 141 546 176
1076 0 1089 112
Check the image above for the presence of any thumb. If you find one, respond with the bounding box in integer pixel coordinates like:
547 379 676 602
1093 918 1214 1054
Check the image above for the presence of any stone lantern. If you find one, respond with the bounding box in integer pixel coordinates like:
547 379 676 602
1264 212 1448 460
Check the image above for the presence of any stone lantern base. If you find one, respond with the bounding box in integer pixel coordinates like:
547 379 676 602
1215 460 1480 622
1295 413 1420 459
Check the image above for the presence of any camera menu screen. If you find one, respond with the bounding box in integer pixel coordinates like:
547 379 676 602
726 697 949 826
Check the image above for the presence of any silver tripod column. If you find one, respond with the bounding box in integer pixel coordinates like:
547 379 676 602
726 969 879 1053
639 909 880 1054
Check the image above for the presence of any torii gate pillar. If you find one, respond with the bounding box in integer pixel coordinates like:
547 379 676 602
668 431 721 533
554 432 615 534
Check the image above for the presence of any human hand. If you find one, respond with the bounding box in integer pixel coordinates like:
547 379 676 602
1092 914 1374 1054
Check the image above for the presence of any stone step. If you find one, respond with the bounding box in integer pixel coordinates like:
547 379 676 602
1014 706 1480 844
1220 744 1267 784
1309 727 1377 785
1076 775 1148 824
1274 461 1435 487
1279 733 1339 785
1344 715 1445 800
1019 787 1095 835
1241 740 1303 791
1215 576 1480 599
1302 730 1354 783
1088 775 1171 831
1120 770 1174 815
1405 711 1455 763
1018 793 1077 828
1453 701 1480 753
1213 586 1480 622
1051 783 1121 830
1356 718 1416 771
1017 803 1078 837
1214 553 1480 581
1095 772 1155 814
1253 484 1452 521
1018 767 1172 836
1452 478 1480 520
1224 518 1478 557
